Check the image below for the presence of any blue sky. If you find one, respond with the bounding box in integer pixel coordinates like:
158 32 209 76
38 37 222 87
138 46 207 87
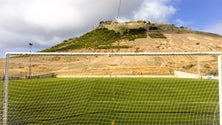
171 0 222 31
0 0 222 57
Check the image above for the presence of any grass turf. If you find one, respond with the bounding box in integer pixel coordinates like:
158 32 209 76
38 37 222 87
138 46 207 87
1 78 220 124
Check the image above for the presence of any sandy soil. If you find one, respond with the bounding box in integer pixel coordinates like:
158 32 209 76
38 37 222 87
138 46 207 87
0 32 222 78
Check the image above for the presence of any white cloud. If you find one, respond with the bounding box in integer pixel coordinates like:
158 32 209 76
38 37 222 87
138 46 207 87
22 1 80 30
134 0 176 23
0 0 177 53
203 22 222 35
175 19 192 27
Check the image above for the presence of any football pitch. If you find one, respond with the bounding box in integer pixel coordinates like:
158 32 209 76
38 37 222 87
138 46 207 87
0 78 220 124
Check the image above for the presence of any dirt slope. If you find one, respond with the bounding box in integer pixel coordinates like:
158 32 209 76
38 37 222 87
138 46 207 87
1 21 222 78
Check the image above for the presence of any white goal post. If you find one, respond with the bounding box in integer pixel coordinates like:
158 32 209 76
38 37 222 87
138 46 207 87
3 52 222 125
218 54 222 125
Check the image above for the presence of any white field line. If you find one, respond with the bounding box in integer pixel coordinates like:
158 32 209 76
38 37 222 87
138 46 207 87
10 100 219 104
57 75 219 79
56 75 176 78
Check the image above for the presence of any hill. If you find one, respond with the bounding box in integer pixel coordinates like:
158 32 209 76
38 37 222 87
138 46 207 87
0 21 221 125
43 20 222 53
1 21 222 79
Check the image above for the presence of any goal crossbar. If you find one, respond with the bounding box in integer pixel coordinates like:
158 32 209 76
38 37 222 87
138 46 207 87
5 52 222 56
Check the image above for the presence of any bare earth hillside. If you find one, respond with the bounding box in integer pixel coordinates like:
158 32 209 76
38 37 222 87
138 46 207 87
92 33 222 52
1 21 222 79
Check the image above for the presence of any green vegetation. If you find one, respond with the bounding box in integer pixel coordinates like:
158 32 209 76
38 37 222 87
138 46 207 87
122 28 147 41
43 27 147 52
148 33 167 39
96 45 131 49
149 26 159 30
2 78 219 124
43 28 121 52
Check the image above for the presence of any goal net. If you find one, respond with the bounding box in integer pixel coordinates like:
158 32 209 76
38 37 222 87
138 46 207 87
2 52 222 125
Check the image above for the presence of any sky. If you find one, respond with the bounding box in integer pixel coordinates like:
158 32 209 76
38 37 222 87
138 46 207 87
0 0 222 57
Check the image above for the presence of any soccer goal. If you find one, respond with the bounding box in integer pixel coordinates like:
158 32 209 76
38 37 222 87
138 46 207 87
2 52 222 125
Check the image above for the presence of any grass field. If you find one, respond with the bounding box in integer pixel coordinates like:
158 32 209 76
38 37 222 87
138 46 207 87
1 78 220 124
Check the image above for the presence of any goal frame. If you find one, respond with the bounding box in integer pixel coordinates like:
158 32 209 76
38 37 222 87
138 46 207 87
3 52 222 125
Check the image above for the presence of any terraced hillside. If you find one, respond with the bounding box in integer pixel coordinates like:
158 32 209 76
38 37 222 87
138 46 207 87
43 21 222 53
1 21 222 79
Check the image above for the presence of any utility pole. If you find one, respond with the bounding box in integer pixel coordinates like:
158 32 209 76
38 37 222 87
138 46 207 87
116 0 122 21
29 42 33 79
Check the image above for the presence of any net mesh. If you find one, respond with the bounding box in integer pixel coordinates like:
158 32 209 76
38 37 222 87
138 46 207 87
0 59 3 125
2 53 221 124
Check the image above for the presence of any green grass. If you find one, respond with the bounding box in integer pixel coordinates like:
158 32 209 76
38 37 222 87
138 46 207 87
2 78 219 124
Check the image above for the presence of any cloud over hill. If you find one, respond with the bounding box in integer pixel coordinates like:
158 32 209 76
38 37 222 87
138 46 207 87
0 0 176 53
